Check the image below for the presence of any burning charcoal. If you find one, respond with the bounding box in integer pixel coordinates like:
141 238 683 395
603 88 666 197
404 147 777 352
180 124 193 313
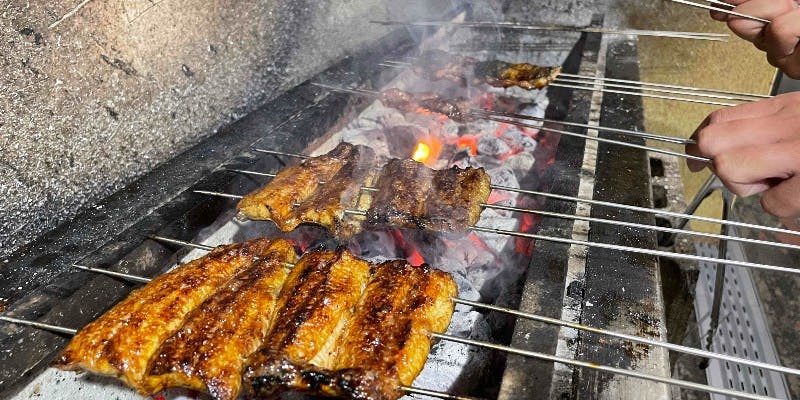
477 136 511 157
468 154 503 170
499 124 538 152
505 151 536 177
385 124 424 158
473 209 518 254
488 166 520 190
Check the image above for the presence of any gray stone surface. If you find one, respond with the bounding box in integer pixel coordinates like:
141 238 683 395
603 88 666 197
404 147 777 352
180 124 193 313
0 0 454 259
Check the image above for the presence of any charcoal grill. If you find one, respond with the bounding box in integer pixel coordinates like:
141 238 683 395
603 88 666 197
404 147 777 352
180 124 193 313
1 3 798 400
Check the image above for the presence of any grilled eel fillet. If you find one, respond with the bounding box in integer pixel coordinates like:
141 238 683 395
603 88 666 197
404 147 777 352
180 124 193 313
379 88 473 123
145 239 296 400
244 248 372 397
366 158 491 232
237 142 376 238
473 60 562 90
52 238 279 393
246 260 458 400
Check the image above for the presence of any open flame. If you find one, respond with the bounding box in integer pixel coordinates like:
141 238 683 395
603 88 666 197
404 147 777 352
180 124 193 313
411 137 442 166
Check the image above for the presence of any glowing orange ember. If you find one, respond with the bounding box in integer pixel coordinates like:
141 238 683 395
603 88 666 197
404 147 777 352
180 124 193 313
411 137 442 166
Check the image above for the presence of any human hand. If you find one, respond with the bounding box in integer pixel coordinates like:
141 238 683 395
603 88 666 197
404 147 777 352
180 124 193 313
710 0 800 78
686 92 800 217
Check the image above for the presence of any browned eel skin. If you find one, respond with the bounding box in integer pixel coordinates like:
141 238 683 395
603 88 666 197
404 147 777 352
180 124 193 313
243 248 371 398
284 144 376 238
245 260 457 400
366 158 490 232
237 142 354 229
237 142 376 237
379 88 473 123
144 239 296 400
52 238 276 393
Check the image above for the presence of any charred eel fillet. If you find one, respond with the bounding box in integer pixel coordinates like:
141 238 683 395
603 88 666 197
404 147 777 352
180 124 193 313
366 158 491 232
237 142 376 238
52 238 278 393
246 260 458 400
244 248 372 398
145 239 296 400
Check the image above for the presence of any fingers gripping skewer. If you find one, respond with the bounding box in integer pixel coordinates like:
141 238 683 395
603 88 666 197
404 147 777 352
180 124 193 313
669 0 771 23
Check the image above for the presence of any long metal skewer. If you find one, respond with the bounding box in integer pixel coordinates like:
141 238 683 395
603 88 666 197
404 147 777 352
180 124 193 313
557 73 770 99
0 313 776 400
480 115 711 162
669 0 771 23
249 148 800 239
225 168 800 253
370 20 728 41
77 236 800 379
310 83 711 158
192 189 800 275
470 109 694 144
548 81 735 106
434 334 775 400
250 148 797 236
554 77 750 103
0 316 477 400
381 59 768 100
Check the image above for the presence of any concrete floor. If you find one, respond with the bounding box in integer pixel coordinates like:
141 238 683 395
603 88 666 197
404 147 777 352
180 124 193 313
0 0 454 260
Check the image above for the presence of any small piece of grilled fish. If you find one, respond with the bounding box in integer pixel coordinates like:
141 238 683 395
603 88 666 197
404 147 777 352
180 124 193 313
474 60 562 90
144 239 296 400
52 238 277 393
244 248 372 398
237 142 376 238
366 158 491 232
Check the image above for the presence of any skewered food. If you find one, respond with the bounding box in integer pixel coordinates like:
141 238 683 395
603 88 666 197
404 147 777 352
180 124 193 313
52 241 456 400
406 50 562 90
473 59 562 90
379 88 473 122
366 158 491 232
237 142 377 238
145 239 296 400
243 248 372 397
245 259 457 400
237 144 491 236
52 238 282 393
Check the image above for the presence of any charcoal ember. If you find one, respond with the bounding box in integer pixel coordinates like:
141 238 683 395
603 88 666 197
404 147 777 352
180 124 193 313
473 208 518 254
505 151 536 177
477 136 511 156
499 124 537 152
385 124 424 158
467 154 502 170
354 101 406 129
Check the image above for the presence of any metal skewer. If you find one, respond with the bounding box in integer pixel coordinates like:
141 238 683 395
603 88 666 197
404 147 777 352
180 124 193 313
310 83 712 156
434 334 775 400
0 316 476 400
225 168 800 253
554 76 750 103
192 189 800 275
669 0 771 23
370 20 728 41
75 236 800 379
548 81 736 106
381 59 769 100
249 148 800 239
0 313 776 400
470 109 694 144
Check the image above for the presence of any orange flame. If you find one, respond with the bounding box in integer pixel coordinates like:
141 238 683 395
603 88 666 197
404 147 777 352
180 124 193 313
411 137 442 166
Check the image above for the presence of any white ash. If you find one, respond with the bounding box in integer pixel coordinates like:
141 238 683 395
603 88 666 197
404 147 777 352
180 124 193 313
504 151 536 177
477 136 511 157
499 124 538 152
